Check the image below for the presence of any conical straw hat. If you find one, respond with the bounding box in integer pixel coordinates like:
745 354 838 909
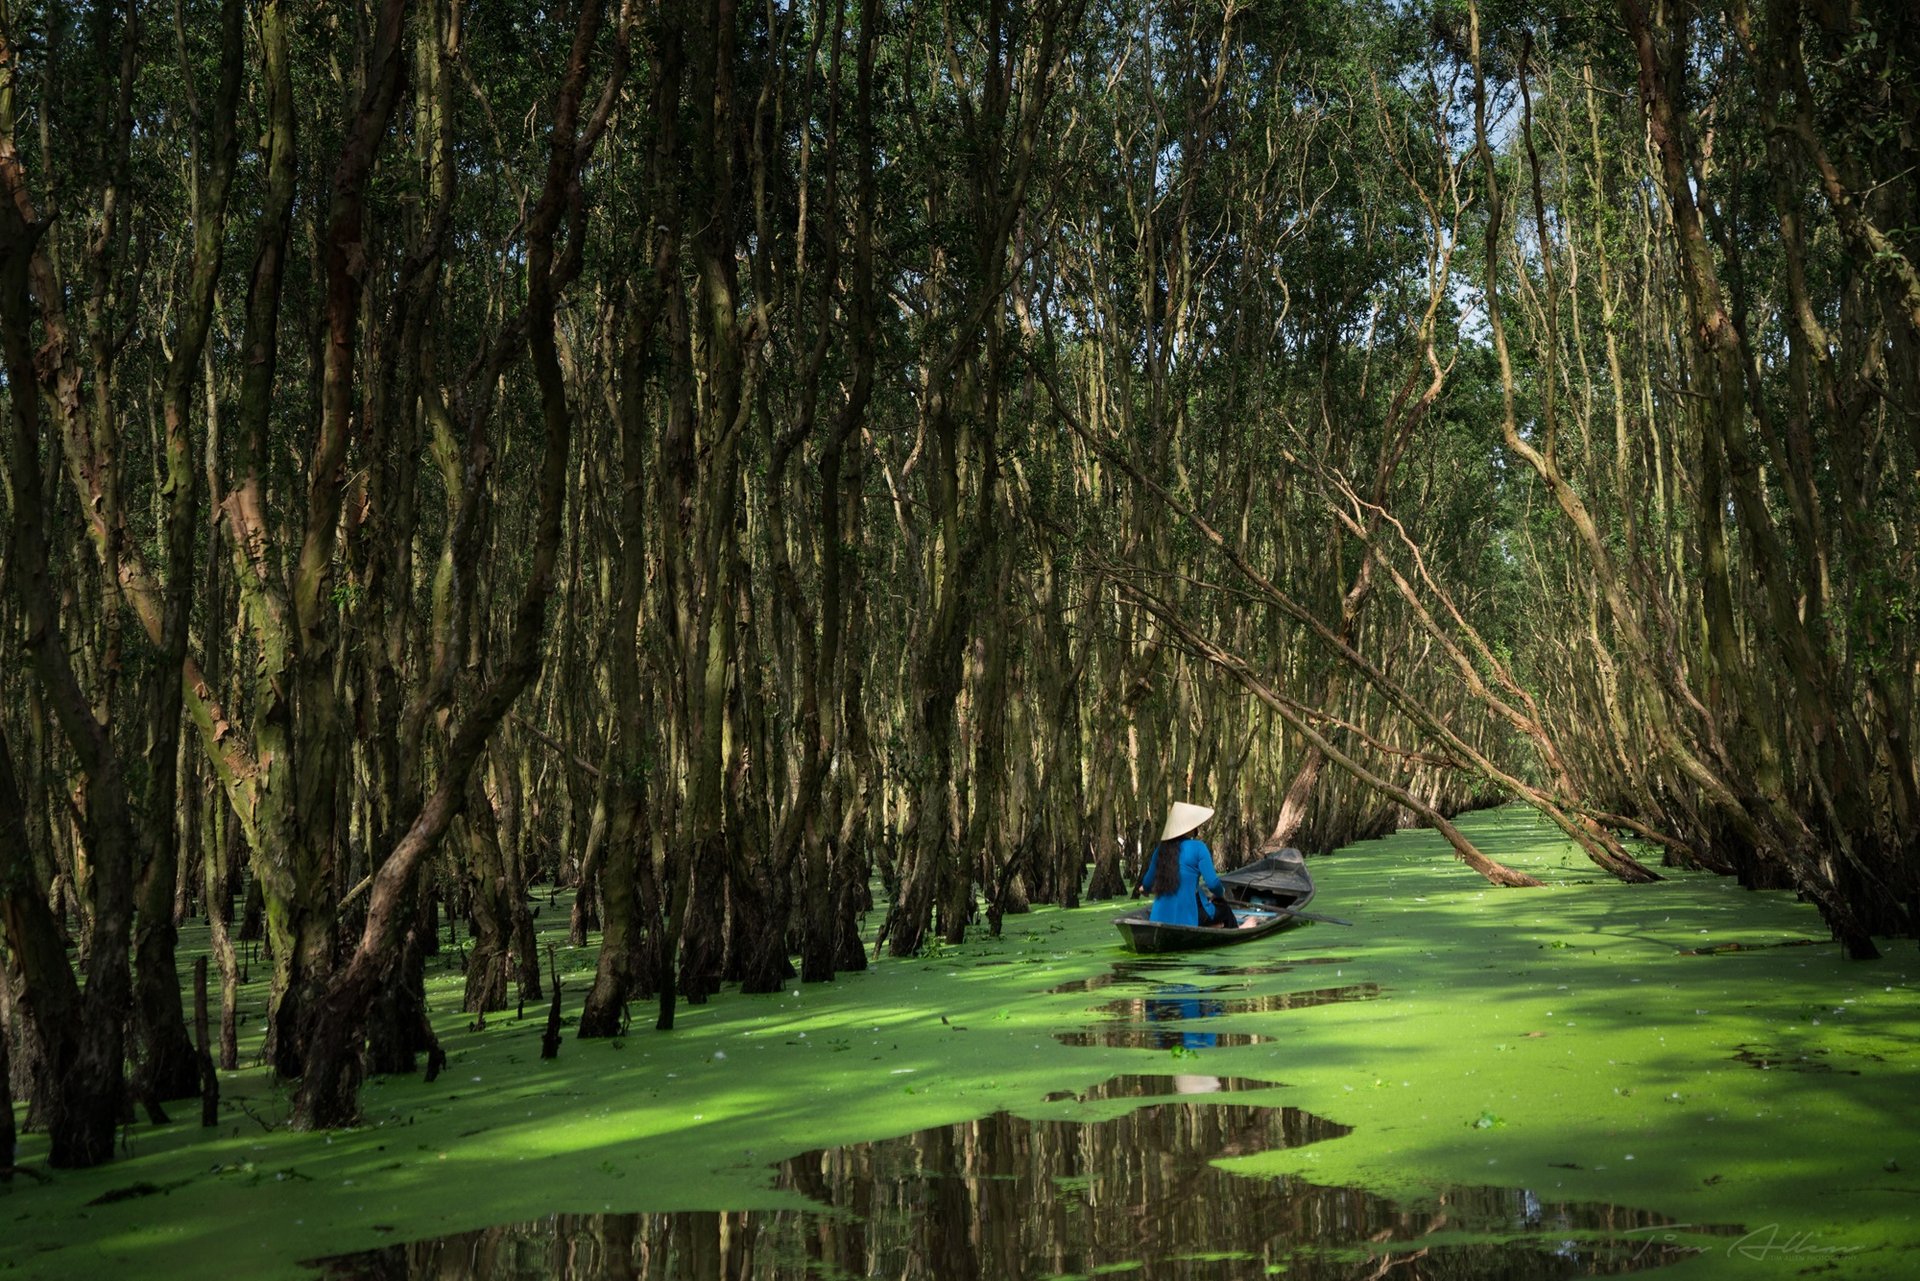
1158 802 1214 843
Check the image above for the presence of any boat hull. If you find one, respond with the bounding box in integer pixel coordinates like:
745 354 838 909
1115 851 1317 954
1112 908 1310 953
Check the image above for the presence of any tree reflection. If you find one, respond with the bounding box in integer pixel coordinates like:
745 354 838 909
312 1090 1729 1280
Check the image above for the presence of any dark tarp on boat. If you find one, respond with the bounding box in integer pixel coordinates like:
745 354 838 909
1218 848 1311 898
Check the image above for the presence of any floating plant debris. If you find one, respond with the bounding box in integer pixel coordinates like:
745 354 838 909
1731 1044 1860 1075
1679 939 1824 956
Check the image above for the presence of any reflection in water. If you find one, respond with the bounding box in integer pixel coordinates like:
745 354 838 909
1047 957 1352 995
309 1097 1729 1280
1041 1074 1286 1102
1055 981 1380 1050
1089 982 1382 1021
1054 1027 1271 1048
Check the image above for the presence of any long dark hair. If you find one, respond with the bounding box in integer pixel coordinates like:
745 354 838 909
1150 838 1181 895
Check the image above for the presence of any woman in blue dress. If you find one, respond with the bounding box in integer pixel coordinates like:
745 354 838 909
1136 801 1236 928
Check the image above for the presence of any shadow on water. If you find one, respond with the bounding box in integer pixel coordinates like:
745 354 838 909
308 1087 1735 1280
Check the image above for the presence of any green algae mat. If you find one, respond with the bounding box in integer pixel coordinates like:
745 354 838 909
5 806 1915 1278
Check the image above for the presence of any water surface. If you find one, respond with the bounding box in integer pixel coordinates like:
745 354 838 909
1046 956 1352 995
310 1088 1731 1279
1055 975 1379 1049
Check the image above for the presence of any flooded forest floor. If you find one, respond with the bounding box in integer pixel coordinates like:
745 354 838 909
5 806 1916 1278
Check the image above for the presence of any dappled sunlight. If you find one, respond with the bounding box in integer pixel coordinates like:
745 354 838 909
8 807 1916 1278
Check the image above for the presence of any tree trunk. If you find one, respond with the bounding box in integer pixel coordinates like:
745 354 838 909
291 0 613 1126
1 975 14 1176
0 138 143 1167
460 771 524 1014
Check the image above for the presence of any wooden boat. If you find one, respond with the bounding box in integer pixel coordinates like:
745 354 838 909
1114 848 1316 954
